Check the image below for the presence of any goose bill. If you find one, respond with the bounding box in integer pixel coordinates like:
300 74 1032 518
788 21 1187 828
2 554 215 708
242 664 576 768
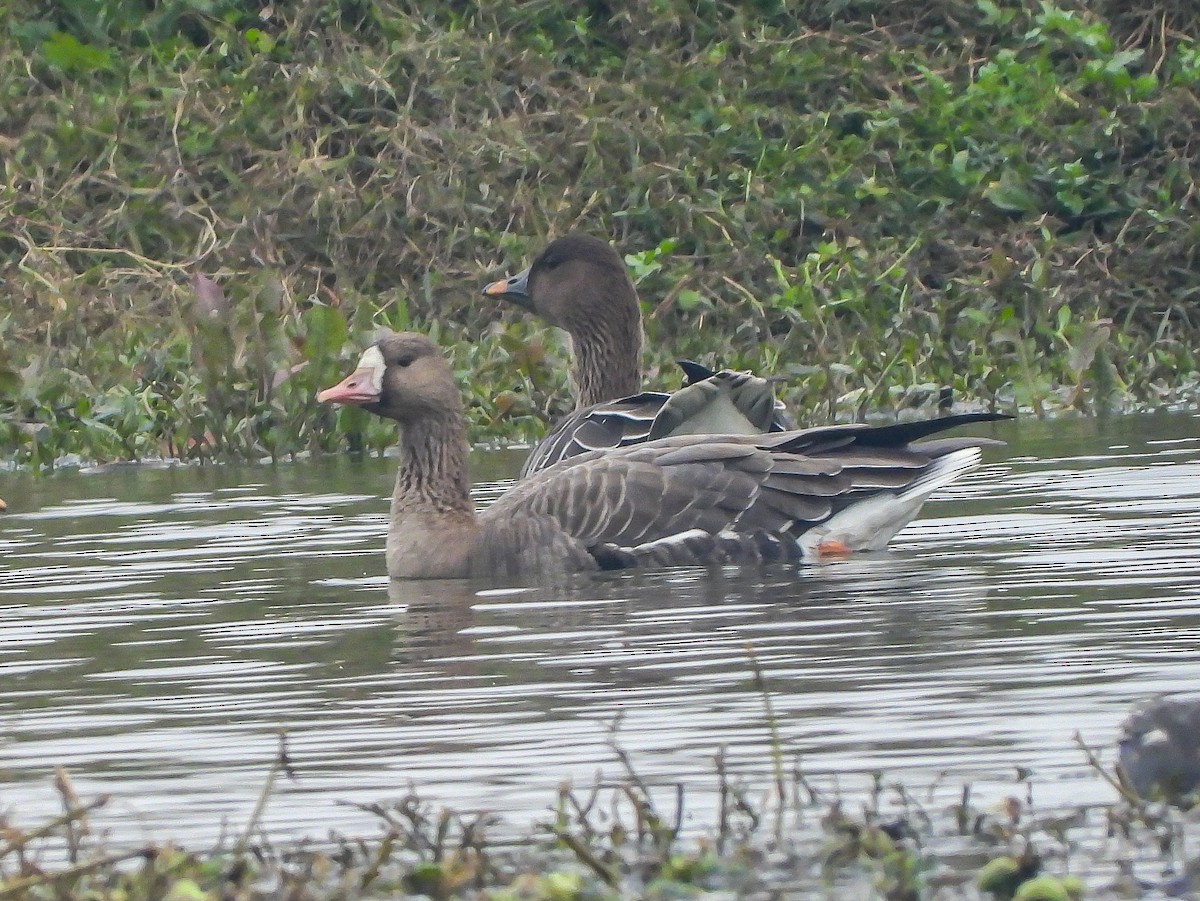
318 346 386 405
481 266 532 307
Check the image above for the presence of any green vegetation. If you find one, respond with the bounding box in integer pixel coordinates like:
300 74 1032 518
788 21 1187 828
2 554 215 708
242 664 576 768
3 0 1200 467
1 729 1187 900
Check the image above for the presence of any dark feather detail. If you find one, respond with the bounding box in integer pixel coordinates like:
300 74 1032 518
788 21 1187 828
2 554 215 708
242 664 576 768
677 359 717 384
520 378 793 477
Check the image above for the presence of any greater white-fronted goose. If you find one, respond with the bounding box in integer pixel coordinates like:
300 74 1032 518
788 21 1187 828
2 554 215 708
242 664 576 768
482 233 794 477
318 330 1007 581
1118 695 1200 805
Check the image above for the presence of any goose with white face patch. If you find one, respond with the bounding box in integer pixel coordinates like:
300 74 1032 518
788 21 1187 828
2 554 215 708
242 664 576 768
318 330 1009 581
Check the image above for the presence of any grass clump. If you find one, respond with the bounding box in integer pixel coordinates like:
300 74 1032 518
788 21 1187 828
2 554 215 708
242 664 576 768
4 670 1198 900
3 0 1200 466
3 725 1195 900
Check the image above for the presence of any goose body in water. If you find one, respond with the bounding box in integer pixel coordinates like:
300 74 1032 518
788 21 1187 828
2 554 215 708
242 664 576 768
1118 695 1200 805
319 331 1007 581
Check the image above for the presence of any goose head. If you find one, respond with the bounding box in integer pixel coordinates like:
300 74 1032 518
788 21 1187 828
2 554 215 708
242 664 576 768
482 234 645 406
482 233 638 334
317 331 462 422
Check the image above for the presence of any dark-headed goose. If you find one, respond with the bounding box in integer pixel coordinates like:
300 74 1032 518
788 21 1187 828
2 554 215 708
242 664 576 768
482 233 794 476
318 331 1007 581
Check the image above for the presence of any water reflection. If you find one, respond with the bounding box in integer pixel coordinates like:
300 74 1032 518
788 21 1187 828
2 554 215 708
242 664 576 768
1 415 1199 845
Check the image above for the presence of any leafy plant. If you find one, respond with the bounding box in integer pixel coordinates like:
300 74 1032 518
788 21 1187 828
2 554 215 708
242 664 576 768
3 0 1200 467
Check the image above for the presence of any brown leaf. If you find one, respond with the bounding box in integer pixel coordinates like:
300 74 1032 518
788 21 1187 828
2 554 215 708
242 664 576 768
190 273 227 320
1067 319 1112 377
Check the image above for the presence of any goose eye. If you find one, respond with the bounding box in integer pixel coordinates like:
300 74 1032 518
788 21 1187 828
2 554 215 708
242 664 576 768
396 354 415 368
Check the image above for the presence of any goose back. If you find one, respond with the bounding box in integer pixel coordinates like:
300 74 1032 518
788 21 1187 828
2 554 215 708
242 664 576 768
517 365 793 478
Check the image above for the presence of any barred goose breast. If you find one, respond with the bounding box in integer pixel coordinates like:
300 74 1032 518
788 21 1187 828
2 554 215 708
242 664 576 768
482 233 794 477
318 330 1007 581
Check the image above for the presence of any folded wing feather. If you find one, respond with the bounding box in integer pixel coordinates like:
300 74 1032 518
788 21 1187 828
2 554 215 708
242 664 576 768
488 412 1006 568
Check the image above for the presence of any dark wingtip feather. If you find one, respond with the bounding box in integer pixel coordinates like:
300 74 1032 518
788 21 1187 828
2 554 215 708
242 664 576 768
848 412 1013 448
676 359 717 385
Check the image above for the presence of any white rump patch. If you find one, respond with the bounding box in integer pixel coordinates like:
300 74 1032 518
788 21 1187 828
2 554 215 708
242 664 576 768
798 447 983 557
356 346 387 393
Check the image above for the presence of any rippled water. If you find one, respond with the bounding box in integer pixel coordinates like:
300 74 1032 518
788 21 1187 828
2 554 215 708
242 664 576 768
2 413 1199 848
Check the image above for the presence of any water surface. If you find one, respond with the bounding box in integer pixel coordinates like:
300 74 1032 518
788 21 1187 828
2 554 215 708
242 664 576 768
1 413 1198 848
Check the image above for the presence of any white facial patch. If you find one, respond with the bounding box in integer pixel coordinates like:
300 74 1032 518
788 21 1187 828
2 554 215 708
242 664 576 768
356 346 387 393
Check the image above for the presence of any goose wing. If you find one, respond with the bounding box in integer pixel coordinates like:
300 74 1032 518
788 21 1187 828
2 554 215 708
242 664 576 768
519 391 668 477
496 412 1009 561
495 434 863 559
520 366 793 477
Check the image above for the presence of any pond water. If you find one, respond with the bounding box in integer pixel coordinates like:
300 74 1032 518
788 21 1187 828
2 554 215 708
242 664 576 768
1 412 1198 850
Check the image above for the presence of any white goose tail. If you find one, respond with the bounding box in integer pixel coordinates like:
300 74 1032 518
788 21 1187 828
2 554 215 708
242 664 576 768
798 447 982 559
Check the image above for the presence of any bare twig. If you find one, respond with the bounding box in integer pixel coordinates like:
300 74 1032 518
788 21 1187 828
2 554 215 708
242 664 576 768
548 827 619 887
794 753 822 805
0 847 154 899
715 746 730 855
53 767 86 865
358 831 396 890
234 729 293 855
1073 730 1142 806
606 714 654 805
0 795 110 860
745 643 788 833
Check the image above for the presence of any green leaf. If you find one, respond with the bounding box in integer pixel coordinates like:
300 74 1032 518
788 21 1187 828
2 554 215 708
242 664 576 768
676 290 713 312
41 32 114 74
0 365 21 399
302 305 349 362
244 28 276 54
984 171 1042 214
1109 48 1144 70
